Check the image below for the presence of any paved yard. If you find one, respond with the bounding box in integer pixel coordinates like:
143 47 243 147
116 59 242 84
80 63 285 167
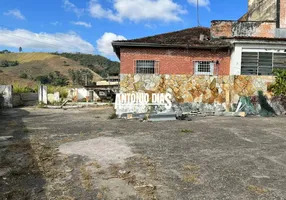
0 107 286 199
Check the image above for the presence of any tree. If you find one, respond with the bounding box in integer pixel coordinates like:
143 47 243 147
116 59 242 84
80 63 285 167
68 69 93 86
35 71 69 86
0 49 11 54
19 47 22 53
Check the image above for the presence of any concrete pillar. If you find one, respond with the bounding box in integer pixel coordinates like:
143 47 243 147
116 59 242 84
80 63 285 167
0 85 13 108
38 85 48 104
54 92 60 102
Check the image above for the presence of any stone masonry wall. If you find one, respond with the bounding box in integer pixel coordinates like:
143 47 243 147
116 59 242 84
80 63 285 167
120 74 275 110
120 48 231 75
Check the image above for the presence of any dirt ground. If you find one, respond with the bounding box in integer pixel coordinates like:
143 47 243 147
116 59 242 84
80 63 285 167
1 107 286 200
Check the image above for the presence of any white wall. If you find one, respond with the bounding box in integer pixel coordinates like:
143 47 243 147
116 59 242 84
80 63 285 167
230 42 286 75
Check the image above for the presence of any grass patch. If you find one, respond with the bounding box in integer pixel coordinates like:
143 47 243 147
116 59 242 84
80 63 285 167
87 161 101 169
13 83 37 94
183 164 200 171
182 174 199 183
37 101 46 108
80 166 93 190
248 185 268 195
23 127 30 133
47 85 68 98
108 112 117 119
181 129 193 133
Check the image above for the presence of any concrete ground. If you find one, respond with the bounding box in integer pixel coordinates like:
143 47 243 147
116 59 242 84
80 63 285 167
0 107 286 200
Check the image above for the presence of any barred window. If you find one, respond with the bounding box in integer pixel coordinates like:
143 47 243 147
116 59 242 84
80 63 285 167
241 52 286 75
134 60 159 74
194 61 214 75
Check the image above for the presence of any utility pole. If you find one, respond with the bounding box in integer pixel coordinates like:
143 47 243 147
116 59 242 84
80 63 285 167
197 0 200 26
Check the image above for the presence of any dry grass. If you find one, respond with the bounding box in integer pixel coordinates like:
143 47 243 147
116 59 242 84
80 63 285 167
182 174 199 183
80 166 93 190
0 52 102 86
182 163 200 184
248 185 268 195
87 161 101 169
183 164 200 171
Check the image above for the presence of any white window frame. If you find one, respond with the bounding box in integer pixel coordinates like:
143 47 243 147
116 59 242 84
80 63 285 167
194 61 215 75
134 60 159 74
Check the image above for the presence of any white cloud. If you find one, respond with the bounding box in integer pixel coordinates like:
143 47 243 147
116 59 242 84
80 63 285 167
188 0 210 8
97 32 126 56
89 0 120 22
89 0 187 22
63 0 84 17
71 21 92 28
0 28 95 54
3 9 26 20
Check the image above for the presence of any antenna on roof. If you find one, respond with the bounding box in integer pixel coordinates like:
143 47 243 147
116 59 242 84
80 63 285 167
197 0 201 26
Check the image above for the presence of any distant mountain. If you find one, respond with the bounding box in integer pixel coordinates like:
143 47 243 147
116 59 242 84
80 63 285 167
53 52 120 78
0 52 102 87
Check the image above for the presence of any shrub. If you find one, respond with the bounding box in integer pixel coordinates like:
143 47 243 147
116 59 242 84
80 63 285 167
0 60 19 67
19 73 28 79
271 69 286 95
47 86 68 98
68 69 93 86
13 83 37 94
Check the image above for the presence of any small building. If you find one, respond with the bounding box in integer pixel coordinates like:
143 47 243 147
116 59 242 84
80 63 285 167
113 27 231 76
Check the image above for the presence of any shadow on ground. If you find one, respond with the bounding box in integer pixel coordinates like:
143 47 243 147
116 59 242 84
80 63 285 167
0 108 46 200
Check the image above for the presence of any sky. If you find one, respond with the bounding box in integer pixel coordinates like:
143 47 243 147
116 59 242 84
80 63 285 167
0 0 248 60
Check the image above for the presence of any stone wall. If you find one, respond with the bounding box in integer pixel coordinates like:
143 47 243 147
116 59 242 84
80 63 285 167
120 74 275 110
13 93 38 107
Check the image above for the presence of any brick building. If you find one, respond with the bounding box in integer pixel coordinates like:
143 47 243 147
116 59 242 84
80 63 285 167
113 0 286 76
113 27 231 76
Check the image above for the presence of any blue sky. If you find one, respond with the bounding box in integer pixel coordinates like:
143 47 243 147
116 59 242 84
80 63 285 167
0 0 248 60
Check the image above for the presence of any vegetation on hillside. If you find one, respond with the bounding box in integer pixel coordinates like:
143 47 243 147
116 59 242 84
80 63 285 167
0 49 11 54
35 71 69 86
0 52 102 87
68 69 93 86
52 52 120 77
0 60 19 67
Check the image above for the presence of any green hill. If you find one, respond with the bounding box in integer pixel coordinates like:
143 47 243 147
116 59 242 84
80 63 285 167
0 52 103 87
53 52 120 78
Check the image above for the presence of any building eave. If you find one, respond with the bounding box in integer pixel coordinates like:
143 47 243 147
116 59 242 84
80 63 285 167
112 42 231 59
229 37 286 45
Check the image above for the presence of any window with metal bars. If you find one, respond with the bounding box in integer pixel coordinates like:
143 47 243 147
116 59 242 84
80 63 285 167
134 60 159 74
194 61 214 75
241 52 286 75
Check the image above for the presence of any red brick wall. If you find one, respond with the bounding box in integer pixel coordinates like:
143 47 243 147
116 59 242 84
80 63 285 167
211 21 276 38
120 47 230 75
211 21 233 38
280 0 286 28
